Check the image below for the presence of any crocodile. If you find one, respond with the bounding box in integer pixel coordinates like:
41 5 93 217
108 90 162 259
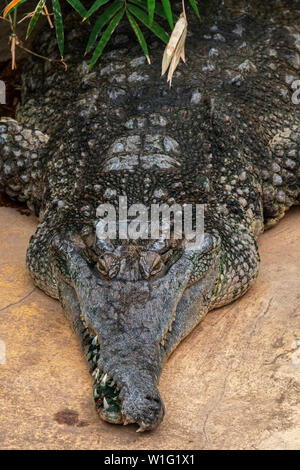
0 0 299 431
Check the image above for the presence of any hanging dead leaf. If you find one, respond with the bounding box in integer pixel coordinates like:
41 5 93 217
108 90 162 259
167 22 187 86
161 12 188 85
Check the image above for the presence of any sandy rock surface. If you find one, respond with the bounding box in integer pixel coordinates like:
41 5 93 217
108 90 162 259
0 206 299 450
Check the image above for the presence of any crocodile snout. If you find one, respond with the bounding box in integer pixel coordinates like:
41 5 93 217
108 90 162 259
95 333 165 431
93 363 165 431
120 380 165 431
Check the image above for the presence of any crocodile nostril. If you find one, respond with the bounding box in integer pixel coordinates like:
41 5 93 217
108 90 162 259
144 394 162 410
121 385 165 430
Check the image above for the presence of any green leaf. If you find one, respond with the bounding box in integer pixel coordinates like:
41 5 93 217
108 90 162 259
52 0 64 57
89 7 125 70
160 0 173 29
127 4 169 44
66 0 88 18
26 0 46 38
147 0 155 25
126 10 150 63
86 0 123 53
189 0 201 20
84 0 111 20
129 0 178 22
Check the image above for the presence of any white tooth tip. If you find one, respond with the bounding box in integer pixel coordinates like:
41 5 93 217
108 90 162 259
103 397 109 410
136 422 147 432
101 373 108 385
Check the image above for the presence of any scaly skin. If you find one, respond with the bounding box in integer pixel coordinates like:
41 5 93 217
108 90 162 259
0 1 299 430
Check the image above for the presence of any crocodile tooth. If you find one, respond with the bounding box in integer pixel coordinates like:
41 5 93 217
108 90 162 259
168 324 172 332
103 397 109 410
92 367 100 379
101 373 108 385
92 336 98 346
94 389 99 398
136 421 147 433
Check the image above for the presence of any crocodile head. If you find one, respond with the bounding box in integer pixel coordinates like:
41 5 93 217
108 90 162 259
52 229 221 431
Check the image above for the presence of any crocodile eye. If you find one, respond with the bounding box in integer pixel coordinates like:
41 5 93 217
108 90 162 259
97 258 107 275
151 258 162 275
97 254 119 279
140 252 165 279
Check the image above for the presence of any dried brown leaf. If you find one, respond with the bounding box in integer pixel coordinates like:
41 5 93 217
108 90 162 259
161 13 187 77
167 17 187 86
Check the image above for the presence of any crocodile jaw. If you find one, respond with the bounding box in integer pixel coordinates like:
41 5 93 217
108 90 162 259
81 269 190 431
53 228 223 430
53 242 199 431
